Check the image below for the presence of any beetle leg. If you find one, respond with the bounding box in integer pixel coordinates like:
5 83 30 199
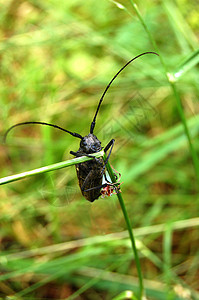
104 139 115 165
84 183 108 192
104 139 115 153
85 182 120 195
70 151 94 158
83 170 117 192
100 139 115 175
70 151 79 156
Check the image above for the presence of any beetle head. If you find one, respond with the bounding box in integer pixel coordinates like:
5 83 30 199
80 133 102 154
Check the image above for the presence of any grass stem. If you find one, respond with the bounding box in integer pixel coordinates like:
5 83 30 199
0 150 104 185
103 153 144 299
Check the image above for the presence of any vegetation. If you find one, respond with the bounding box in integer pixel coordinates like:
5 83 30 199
0 0 199 299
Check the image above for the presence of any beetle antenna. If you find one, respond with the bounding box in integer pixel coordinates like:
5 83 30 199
4 121 83 143
90 51 159 134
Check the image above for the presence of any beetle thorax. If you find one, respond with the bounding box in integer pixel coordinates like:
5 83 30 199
80 133 102 154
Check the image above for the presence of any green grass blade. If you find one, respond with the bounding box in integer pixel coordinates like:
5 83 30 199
163 224 173 297
169 49 199 81
163 0 198 49
0 150 104 185
127 0 199 185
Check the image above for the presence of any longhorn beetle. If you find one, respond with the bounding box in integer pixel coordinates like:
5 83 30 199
4 52 158 202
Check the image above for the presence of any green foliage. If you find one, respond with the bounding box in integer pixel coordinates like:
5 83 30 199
0 0 199 299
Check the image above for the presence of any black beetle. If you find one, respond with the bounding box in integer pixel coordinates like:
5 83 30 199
4 52 158 202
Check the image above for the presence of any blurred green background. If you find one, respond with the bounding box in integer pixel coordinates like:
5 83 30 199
0 0 199 299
